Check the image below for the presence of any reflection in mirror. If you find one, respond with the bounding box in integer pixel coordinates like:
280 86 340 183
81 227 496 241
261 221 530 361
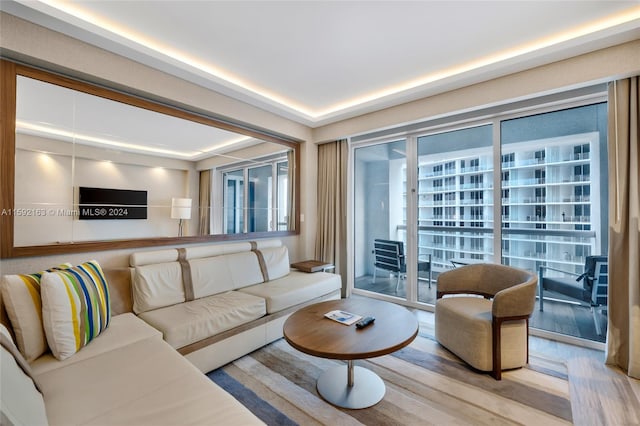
13 74 295 248
221 155 290 234
223 169 245 234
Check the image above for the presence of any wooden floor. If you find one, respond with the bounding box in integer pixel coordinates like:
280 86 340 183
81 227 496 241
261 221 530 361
408 307 640 426
355 274 607 343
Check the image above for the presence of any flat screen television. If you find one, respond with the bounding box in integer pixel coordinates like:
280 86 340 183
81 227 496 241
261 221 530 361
78 187 147 220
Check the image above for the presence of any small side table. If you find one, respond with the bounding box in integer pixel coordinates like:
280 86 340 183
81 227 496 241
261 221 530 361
283 298 418 409
290 260 335 273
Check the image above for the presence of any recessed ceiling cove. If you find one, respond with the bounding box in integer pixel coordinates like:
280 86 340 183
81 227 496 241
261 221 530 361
5 0 640 126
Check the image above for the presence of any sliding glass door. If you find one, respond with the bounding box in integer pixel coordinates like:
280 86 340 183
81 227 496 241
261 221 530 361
351 99 608 343
414 125 494 304
353 140 408 297
500 104 608 342
223 170 244 234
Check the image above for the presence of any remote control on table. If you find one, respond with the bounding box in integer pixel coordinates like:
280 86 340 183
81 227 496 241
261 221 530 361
355 316 375 329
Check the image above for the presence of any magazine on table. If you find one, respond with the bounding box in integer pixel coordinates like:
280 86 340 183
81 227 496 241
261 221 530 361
324 310 362 326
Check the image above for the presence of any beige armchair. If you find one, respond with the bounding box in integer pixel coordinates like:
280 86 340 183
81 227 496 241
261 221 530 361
435 263 537 380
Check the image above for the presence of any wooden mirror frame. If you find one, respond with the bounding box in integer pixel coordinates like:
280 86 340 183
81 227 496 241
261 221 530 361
0 60 300 258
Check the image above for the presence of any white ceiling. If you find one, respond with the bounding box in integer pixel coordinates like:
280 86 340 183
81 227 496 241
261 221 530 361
4 1 640 127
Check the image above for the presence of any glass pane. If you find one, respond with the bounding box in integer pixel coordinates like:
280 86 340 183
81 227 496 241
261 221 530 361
14 76 76 246
354 140 407 297
276 161 288 231
501 103 608 342
247 165 272 232
223 169 244 233
414 125 494 304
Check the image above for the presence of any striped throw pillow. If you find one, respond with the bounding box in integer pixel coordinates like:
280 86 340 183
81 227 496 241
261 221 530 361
1 264 72 361
41 260 111 360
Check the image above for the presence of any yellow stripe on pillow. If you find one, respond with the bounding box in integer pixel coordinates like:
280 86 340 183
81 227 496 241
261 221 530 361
17 275 43 321
61 274 82 352
1 264 72 361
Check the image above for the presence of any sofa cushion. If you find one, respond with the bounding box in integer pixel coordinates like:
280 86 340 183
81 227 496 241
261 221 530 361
1 263 71 361
0 324 48 426
189 251 264 298
35 336 263 426
260 245 290 281
238 270 341 314
40 261 111 360
133 261 185 314
183 241 253 259
138 291 266 349
435 296 527 371
130 240 290 307
31 313 162 376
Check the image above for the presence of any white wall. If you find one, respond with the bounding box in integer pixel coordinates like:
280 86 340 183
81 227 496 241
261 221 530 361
14 149 73 245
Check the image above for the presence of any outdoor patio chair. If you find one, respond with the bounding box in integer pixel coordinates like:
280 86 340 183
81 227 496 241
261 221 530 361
538 255 608 335
372 239 432 291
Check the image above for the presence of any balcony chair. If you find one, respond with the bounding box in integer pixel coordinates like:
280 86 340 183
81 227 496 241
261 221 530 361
435 263 537 380
538 255 608 335
372 239 432 292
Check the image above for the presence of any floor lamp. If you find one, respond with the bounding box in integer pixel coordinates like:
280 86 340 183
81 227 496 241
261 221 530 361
171 197 192 237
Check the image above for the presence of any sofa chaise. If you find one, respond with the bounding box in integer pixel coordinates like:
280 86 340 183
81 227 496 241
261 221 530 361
1 239 341 425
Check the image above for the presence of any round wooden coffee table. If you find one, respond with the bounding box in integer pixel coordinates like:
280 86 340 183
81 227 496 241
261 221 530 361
283 298 418 409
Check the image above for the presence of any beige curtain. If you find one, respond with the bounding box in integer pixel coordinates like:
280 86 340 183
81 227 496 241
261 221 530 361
287 149 296 231
606 76 640 379
315 140 349 297
198 170 211 235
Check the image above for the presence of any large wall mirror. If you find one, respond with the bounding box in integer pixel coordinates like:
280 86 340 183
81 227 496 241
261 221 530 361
0 60 300 258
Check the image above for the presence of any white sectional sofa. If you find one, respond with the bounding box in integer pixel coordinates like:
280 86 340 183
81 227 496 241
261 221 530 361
1 279 264 425
129 239 342 372
21 314 263 425
1 239 341 425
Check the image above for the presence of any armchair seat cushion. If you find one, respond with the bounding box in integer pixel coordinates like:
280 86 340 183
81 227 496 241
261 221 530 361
435 296 527 372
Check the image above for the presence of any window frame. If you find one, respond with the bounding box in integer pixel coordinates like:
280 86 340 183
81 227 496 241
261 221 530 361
349 91 608 304
220 154 289 234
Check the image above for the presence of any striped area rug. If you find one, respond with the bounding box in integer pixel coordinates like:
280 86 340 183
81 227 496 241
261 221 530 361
208 334 572 426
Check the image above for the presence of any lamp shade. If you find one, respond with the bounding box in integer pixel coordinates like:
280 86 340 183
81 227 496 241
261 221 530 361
171 197 192 220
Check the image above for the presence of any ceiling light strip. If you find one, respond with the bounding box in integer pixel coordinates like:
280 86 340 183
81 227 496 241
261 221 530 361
16 120 199 158
34 1 640 120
